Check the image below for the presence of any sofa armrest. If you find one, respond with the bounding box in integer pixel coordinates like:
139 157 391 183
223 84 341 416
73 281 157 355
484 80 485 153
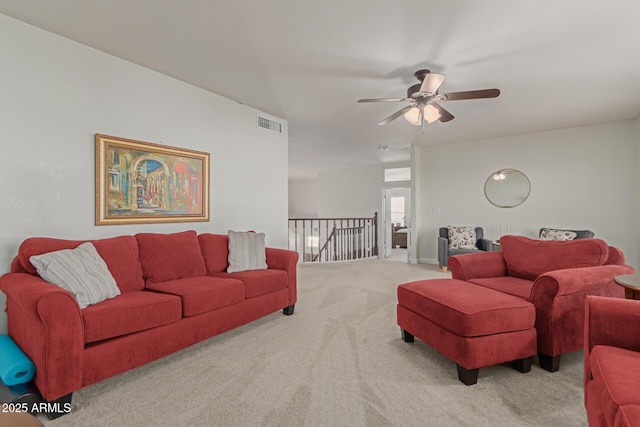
584 295 640 391
265 248 299 306
477 238 492 252
530 264 635 357
585 295 640 353
533 264 636 299
0 273 84 401
449 251 508 281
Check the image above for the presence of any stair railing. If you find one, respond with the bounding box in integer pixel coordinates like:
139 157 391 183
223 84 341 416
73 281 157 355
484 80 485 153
288 213 378 263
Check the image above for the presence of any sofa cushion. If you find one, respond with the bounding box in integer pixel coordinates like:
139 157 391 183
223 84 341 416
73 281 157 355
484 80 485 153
448 248 479 257
91 236 145 292
29 242 121 309
198 233 230 274
82 291 182 343
15 236 145 292
211 269 287 298
136 230 206 284
606 246 626 265
589 345 640 425
468 276 534 300
145 276 245 317
227 230 268 273
500 235 609 280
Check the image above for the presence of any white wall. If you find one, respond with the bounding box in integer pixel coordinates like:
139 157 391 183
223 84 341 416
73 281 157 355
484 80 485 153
288 178 318 218
316 165 383 218
315 162 411 259
316 162 410 218
416 120 638 269
0 15 289 333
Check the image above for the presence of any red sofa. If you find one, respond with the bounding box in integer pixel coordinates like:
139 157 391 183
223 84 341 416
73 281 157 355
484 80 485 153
584 296 640 427
0 230 298 416
449 235 634 372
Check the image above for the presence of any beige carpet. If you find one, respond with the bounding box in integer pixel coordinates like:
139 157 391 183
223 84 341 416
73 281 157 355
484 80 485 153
42 259 587 426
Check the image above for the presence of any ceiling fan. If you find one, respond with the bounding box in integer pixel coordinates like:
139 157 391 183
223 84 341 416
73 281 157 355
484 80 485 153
358 69 500 132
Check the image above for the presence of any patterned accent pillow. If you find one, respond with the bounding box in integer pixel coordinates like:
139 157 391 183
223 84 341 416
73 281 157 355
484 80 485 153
29 242 120 309
447 226 477 250
227 230 268 273
539 228 578 241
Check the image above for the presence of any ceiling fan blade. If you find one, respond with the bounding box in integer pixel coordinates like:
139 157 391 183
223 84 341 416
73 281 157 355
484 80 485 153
441 88 500 101
378 105 414 126
431 103 455 122
357 98 407 103
419 73 446 94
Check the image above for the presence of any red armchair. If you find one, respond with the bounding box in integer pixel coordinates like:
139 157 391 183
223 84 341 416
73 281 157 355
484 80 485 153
584 296 640 427
449 235 635 372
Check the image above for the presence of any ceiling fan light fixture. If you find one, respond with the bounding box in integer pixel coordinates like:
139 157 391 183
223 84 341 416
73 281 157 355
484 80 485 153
403 107 422 126
423 104 441 124
359 69 500 127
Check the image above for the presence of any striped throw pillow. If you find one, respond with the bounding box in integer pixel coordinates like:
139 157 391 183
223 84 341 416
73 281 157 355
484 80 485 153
227 230 268 273
30 242 120 309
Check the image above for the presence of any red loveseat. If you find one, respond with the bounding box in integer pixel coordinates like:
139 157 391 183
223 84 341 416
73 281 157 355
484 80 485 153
449 235 634 372
0 230 298 417
584 296 640 427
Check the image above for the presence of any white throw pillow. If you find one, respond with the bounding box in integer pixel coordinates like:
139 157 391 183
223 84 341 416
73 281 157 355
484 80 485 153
30 242 120 309
227 230 268 273
447 226 478 250
539 228 578 241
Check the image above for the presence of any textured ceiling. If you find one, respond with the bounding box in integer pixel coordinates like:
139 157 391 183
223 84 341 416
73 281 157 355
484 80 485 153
2 0 640 178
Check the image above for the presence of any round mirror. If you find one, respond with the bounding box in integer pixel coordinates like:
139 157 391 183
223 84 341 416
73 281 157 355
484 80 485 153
484 168 531 208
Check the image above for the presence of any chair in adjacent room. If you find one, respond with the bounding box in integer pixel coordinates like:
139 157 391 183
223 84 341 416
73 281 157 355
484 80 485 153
437 226 491 273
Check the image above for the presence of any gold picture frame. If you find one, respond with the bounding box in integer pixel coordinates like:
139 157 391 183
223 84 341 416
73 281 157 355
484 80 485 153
95 134 210 225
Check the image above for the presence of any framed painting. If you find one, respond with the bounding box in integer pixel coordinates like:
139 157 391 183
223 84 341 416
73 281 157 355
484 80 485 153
95 134 210 225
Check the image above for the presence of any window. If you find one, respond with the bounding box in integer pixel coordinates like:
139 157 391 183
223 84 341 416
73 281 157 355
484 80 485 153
390 196 405 225
384 167 410 182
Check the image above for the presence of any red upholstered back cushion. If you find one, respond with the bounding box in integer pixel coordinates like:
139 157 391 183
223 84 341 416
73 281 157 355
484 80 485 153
500 235 609 280
198 233 229 273
605 246 625 265
14 236 145 292
136 230 206 284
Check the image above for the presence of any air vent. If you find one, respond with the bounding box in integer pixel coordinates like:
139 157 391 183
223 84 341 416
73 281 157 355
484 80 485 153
257 115 282 133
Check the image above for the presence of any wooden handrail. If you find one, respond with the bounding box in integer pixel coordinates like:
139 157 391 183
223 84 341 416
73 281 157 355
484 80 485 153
313 225 337 261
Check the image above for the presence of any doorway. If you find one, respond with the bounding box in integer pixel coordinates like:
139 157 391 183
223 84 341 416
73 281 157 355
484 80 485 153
382 187 411 262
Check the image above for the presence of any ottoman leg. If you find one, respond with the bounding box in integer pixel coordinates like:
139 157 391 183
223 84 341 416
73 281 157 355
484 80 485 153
401 329 414 342
512 356 533 373
456 364 479 386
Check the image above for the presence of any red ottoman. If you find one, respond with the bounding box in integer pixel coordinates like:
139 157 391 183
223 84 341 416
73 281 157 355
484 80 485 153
397 278 537 385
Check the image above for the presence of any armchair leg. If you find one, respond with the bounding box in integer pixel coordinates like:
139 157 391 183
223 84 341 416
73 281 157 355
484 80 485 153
401 329 414 342
441 266 448 273
538 353 561 372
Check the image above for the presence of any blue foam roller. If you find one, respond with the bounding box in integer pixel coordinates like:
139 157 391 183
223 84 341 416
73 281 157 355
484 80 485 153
0 335 36 386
